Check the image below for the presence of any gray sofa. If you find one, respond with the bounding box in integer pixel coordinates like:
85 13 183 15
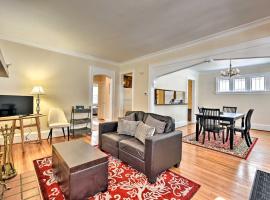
98 111 182 183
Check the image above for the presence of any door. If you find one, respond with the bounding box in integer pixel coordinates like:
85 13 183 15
187 79 193 122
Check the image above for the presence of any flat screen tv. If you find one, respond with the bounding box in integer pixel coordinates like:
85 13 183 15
0 95 33 117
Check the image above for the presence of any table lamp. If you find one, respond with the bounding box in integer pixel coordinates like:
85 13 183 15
31 86 45 114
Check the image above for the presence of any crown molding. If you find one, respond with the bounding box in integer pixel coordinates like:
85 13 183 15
0 34 119 66
120 16 270 66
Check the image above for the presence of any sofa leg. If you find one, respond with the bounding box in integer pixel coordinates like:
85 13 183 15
148 177 156 184
174 163 180 168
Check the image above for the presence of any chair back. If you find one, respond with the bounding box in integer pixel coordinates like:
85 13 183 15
198 106 203 113
245 109 254 131
48 108 68 125
223 106 237 113
202 108 221 130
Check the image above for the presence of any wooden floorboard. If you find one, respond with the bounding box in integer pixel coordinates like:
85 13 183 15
9 124 270 200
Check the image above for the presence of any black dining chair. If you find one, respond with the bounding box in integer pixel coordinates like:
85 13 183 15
201 108 226 144
230 109 254 147
221 106 237 135
198 107 204 134
223 106 237 113
198 106 203 113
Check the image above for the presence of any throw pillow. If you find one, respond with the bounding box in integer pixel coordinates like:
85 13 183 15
117 119 140 136
118 113 136 121
145 115 166 134
135 122 155 144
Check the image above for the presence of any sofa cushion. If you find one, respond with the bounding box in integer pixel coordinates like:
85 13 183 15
119 138 145 160
117 119 140 136
126 111 145 121
145 115 166 134
119 113 135 121
134 122 155 144
101 132 133 148
143 113 175 133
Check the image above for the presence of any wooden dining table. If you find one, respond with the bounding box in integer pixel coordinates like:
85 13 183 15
195 112 245 150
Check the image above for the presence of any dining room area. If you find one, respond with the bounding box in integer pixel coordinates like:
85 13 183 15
173 55 270 199
152 52 270 159
178 55 270 158
183 106 256 159
150 49 270 198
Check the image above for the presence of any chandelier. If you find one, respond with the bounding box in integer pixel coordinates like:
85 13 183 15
220 59 240 78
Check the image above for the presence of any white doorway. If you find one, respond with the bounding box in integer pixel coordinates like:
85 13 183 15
93 75 112 121
89 66 115 122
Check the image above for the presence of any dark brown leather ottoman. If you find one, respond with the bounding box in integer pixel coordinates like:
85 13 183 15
52 139 108 200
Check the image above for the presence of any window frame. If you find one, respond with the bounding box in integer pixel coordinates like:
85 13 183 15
217 78 230 93
250 76 265 92
216 72 270 94
233 77 246 92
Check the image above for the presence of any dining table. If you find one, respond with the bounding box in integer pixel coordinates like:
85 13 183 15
195 112 245 150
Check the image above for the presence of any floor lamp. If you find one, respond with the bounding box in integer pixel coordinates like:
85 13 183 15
31 86 45 114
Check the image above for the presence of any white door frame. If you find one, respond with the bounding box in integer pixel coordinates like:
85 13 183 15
89 66 115 121
186 78 197 123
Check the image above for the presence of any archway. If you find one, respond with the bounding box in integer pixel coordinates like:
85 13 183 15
92 74 112 121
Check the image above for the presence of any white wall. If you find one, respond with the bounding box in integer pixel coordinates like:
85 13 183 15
123 88 132 114
0 39 119 132
154 69 198 127
198 64 270 131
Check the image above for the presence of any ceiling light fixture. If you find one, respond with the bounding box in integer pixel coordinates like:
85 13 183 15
220 59 240 78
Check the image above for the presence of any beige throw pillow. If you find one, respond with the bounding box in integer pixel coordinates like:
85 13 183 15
145 115 166 134
135 122 155 144
117 119 140 136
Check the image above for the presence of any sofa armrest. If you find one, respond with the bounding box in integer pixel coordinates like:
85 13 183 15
98 121 118 148
145 130 182 182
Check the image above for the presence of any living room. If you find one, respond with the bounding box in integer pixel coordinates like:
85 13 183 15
0 1 270 200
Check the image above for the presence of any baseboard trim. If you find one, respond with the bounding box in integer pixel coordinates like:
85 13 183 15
175 121 188 128
0 129 65 144
252 123 270 132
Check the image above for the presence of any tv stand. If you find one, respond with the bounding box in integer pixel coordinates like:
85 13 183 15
0 114 45 152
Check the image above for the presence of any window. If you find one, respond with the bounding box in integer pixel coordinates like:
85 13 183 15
216 72 269 94
251 77 265 91
234 78 246 92
218 79 230 92
93 84 99 105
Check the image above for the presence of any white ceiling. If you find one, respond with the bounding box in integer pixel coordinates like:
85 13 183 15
1 0 270 62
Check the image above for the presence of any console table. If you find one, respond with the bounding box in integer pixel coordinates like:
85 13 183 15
0 114 45 152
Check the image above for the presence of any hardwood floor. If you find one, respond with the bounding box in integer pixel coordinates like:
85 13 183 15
10 124 270 200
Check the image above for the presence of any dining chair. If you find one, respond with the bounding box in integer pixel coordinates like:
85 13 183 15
47 108 70 143
221 106 238 135
198 107 204 134
201 108 225 144
231 109 254 147
223 106 237 113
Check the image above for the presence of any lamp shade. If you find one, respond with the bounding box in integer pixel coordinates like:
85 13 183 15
31 86 45 95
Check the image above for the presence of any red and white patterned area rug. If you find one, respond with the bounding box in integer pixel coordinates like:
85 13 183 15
33 156 200 200
183 133 258 159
